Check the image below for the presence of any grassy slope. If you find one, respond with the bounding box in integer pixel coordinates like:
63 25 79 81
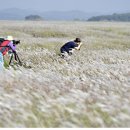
0 21 130 127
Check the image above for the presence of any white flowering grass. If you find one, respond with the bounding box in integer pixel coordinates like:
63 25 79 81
0 21 130 127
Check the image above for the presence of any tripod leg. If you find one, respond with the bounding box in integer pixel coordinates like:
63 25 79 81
14 53 17 61
15 53 22 66
9 54 14 65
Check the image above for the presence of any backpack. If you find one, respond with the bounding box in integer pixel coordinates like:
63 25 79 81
0 39 10 55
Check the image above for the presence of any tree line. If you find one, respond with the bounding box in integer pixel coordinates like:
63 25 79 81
88 13 130 22
25 15 43 21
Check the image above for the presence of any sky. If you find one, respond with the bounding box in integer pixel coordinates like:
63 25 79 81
1 0 130 13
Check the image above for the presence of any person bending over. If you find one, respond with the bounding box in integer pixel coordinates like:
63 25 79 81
60 38 83 58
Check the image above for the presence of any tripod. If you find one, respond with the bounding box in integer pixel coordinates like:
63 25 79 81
9 51 22 66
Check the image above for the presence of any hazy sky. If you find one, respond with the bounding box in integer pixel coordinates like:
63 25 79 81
1 0 130 13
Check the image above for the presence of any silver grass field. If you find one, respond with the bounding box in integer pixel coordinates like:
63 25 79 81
0 21 130 127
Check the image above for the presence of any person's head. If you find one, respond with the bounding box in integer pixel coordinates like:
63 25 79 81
74 38 81 44
6 36 13 41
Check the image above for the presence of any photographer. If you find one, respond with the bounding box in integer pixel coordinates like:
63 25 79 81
60 38 83 58
0 36 16 69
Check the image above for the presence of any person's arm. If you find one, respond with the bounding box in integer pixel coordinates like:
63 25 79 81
74 42 83 50
8 41 16 52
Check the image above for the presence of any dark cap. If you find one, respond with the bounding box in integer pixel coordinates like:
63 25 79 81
74 38 81 43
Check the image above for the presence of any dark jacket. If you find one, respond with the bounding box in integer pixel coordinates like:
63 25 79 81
60 41 78 53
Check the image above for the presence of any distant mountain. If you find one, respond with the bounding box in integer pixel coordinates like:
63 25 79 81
0 8 100 20
41 10 99 20
0 8 39 20
88 12 130 21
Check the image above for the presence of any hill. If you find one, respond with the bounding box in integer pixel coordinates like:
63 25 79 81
0 8 100 20
41 10 98 20
0 8 36 20
88 12 130 21
25 15 43 21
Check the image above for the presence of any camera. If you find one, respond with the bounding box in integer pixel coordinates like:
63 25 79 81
13 40 20 45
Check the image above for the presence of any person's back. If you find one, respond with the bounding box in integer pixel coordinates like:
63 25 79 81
61 41 78 54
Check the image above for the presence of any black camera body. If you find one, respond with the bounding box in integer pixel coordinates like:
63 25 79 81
13 40 20 45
